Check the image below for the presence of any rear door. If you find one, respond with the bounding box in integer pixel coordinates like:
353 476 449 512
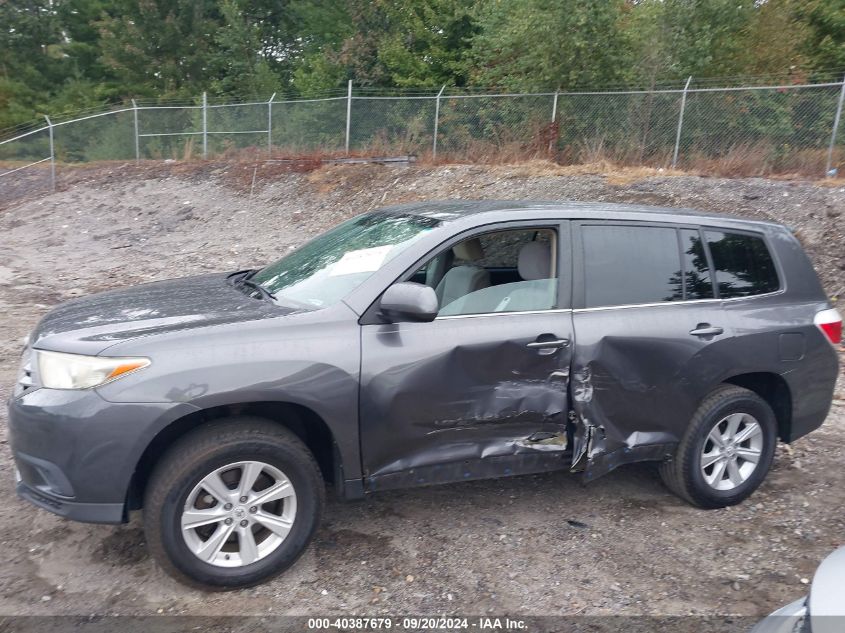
570 221 734 480
359 220 574 490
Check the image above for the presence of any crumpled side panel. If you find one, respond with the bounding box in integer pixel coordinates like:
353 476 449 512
570 305 732 480
360 313 574 482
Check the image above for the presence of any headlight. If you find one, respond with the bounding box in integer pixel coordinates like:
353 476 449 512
37 350 150 389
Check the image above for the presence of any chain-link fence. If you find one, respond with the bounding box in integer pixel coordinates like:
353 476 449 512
2 79 845 197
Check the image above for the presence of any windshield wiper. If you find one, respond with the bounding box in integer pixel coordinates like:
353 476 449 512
235 274 276 302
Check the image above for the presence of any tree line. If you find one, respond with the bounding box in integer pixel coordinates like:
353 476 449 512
1 0 843 132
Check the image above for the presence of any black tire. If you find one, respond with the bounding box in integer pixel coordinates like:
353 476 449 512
659 385 777 509
143 417 324 589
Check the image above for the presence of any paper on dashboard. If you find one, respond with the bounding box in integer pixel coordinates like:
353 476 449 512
329 245 395 276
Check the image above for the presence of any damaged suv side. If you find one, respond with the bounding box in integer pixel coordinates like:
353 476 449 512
9 201 841 588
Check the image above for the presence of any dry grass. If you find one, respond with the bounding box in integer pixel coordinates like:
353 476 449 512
815 177 845 188
307 163 356 193
679 144 836 179
483 159 689 183
5 137 841 198
684 143 777 178
418 135 841 181
306 157 694 191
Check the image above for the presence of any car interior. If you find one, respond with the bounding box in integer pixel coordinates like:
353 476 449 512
410 228 558 316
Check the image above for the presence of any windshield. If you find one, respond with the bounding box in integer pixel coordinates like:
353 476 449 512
250 212 440 310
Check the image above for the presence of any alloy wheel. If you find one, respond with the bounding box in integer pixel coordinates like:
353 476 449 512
700 413 764 491
181 461 297 567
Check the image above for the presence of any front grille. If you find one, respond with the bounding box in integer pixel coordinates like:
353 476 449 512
14 346 38 398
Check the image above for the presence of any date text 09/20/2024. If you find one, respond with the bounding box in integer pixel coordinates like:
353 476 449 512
307 617 527 630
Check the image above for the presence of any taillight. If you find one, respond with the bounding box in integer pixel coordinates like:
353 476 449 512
815 308 843 345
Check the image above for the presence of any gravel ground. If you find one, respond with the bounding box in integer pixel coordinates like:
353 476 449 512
0 161 843 619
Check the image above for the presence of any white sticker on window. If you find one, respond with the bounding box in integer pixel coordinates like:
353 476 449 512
329 245 394 276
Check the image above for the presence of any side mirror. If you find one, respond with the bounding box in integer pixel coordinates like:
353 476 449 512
379 282 438 323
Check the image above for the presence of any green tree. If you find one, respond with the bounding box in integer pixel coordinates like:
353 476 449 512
292 52 348 96
291 0 476 93
213 0 351 94
208 0 280 97
796 0 845 75
736 0 809 78
375 0 477 87
467 0 630 91
56 0 112 84
2 0 845 137
97 0 221 97
626 0 755 88
0 0 63 127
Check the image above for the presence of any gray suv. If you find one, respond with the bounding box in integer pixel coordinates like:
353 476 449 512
9 201 841 588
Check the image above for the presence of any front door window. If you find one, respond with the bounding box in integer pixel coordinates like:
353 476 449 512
413 228 558 316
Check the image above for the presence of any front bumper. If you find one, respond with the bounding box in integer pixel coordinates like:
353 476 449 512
15 471 125 523
8 387 192 525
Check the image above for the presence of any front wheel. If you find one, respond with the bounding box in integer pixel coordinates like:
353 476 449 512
659 385 777 509
143 417 324 588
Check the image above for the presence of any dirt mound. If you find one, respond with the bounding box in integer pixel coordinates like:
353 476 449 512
0 161 843 617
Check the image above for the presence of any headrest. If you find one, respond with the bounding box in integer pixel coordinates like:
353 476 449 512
518 241 552 280
453 238 484 261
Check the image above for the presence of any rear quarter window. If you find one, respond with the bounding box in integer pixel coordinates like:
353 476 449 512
680 228 714 300
705 231 780 298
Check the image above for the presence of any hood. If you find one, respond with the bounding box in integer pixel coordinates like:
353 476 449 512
30 273 293 355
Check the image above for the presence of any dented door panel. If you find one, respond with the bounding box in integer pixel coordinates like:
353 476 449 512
569 304 733 479
359 311 574 489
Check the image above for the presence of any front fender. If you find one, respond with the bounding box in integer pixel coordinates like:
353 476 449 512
97 323 363 483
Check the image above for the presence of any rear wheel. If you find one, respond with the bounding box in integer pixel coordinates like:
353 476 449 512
659 385 777 508
143 417 324 588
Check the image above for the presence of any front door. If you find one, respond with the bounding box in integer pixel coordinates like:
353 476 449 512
359 222 574 491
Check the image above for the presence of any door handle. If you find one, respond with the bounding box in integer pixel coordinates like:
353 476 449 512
526 338 570 349
689 324 724 337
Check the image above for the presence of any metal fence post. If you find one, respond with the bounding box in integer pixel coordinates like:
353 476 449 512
432 85 446 159
202 92 208 159
825 73 845 177
131 99 140 164
672 76 692 169
549 89 559 154
345 80 352 155
44 115 55 192
267 92 276 157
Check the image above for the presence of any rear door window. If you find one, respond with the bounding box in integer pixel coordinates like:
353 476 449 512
582 225 682 308
704 231 780 298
